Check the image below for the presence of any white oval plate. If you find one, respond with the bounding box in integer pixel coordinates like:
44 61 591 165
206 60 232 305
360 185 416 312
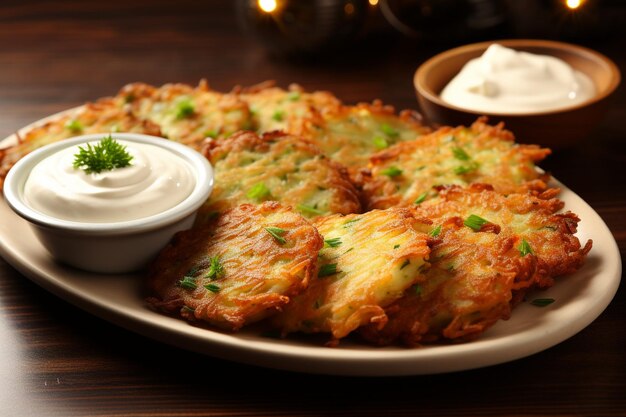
0 123 621 376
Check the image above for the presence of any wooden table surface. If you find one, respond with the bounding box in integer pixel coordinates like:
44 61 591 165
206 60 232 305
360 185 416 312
1 1 625 416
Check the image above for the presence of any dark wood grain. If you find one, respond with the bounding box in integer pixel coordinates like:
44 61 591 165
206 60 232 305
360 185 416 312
1 1 625 416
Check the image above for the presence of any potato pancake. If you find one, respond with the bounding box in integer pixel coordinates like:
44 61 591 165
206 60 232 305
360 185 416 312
118 81 253 149
147 202 324 331
237 82 341 134
359 118 551 210
238 84 428 173
360 184 592 345
305 101 429 172
272 208 431 345
198 130 361 222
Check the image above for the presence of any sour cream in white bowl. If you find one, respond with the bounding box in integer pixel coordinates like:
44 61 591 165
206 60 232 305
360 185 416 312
3 133 214 274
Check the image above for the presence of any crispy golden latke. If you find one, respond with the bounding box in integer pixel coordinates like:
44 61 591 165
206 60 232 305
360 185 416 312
237 82 428 173
360 184 592 346
304 101 429 173
147 202 324 331
272 208 431 344
236 81 341 134
118 81 252 149
198 130 360 222
0 99 161 190
359 118 551 210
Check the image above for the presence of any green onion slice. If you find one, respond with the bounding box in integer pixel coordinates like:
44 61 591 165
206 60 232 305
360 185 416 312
318 263 338 277
265 226 287 244
464 214 489 231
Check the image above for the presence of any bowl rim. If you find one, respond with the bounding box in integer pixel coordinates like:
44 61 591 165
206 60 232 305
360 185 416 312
414 38 622 117
3 133 214 235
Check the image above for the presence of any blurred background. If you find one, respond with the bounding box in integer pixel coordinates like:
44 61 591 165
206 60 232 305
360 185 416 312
1 0 624 134
236 0 626 55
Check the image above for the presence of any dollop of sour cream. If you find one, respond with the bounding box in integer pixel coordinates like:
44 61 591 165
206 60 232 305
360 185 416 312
440 44 596 114
24 140 195 223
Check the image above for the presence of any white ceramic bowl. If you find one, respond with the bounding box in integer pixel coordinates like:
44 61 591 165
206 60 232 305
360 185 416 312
3 133 214 274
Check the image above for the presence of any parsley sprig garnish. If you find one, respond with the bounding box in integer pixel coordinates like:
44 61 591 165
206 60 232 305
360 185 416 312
73 135 133 174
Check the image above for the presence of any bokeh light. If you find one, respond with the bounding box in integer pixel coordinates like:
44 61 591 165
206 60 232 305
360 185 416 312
258 0 277 13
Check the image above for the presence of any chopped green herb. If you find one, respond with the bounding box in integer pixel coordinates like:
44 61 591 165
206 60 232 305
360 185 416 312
246 182 271 201
380 166 403 177
412 284 422 295
343 218 361 227
65 119 83 133
531 298 555 307
381 123 399 137
343 247 354 254
204 130 218 138
372 135 388 150
272 110 285 122
297 204 323 216
265 226 287 244
464 214 489 231
324 237 342 248
414 192 428 205
454 164 478 175
175 99 195 119
178 276 198 290
318 263 338 277
181 305 195 314
452 146 471 161
204 283 220 293
286 91 301 101
429 225 442 237
73 135 133 174
518 239 533 257
206 256 224 280
393 244 400 249
400 259 410 270
123 93 135 104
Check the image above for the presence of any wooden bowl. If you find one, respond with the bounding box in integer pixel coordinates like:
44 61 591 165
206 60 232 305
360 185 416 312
414 39 621 148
